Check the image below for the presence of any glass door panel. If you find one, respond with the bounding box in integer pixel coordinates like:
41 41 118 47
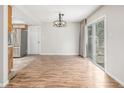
95 20 104 68
87 25 93 60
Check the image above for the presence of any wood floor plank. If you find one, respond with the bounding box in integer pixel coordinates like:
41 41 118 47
7 55 123 88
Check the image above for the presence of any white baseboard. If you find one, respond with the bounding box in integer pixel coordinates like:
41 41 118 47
0 80 9 88
106 71 124 87
40 53 79 55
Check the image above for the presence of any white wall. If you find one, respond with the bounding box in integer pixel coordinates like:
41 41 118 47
12 6 36 25
0 6 8 87
40 22 80 55
87 5 124 85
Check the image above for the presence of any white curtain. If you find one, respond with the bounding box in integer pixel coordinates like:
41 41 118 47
79 19 86 57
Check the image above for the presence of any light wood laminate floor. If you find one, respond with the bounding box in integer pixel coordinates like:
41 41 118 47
7 56 123 88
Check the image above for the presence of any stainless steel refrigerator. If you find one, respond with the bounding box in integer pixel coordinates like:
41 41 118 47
13 28 27 57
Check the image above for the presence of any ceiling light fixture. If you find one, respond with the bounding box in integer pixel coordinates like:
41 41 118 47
53 13 67 27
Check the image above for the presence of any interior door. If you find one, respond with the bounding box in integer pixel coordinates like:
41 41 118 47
28 26 41 54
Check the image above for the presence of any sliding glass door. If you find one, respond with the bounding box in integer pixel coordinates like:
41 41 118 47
87 17 105 69
95 20 104 68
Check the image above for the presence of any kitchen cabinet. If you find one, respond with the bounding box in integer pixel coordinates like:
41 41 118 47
8 5 12 32
8 5 13 73
8 47 13 73
13 24 28 30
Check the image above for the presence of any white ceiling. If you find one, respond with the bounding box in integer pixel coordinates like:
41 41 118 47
13 5 100 24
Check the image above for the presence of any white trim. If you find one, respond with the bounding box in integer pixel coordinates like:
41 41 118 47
40 53 79 55
104 15 107 72
106 71 124 86
0 80 9 88
87 15 106 26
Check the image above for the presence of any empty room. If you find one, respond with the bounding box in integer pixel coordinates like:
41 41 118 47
0 5 124 89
